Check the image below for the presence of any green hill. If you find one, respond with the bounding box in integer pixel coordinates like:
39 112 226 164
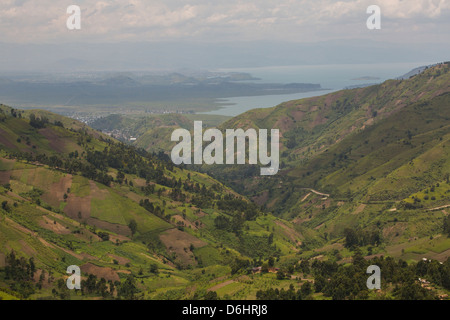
199 63 450 269
0 106 301 300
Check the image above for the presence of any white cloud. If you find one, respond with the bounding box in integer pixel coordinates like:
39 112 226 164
0 0 448 43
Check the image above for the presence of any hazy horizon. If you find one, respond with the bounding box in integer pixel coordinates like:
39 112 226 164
0 0 449 72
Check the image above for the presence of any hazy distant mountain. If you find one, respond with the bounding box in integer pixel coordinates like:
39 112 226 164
0 40 447 72
98 74 141 86
395 63 448 80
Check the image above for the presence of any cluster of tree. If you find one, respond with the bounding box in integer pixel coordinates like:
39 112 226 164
139 176 221 207
141 183 156 196
191 194 214 208
10 151 114 187
192 289 219 300
399 200 424 210
97 231 110 241
80 274 117 298
230 257 251 275
29 114 49 129
1 200 11 212
52 273 139 300
343 228 382 248
189 183 220 209
139 199 166 220
284 127 307 150
85 145 172 188
253 249 450 300
256 283 312 300
214 214 244 235
415 258 450 290
176 180 222 205
2 252 141 300
2 251 36 298
116 275 139 299
141 232 166 254
300 251 449 300
3 108 23 119
169 187 186 202
54 120 64 128
331 97 358 115
216 194 259 220
237 234 280 259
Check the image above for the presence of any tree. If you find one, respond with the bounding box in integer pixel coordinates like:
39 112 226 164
230 257 250 275
444 215 450 237
205 291 219 300
1 200 10 212
128 219 138 236
214 215 230 230
352 248 366 270
268 233 274 245
314 275 327 293
301 281 312 297
118 275 138 300
83 274 98 294
396 281 430 300
298 260 310 275
97 231 110 242
97 278 109 297
149 263 159 275
344 228 358 248
4 250 36 298
29 113 48 129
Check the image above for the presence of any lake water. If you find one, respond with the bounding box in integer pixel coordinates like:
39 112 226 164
201 62 433 116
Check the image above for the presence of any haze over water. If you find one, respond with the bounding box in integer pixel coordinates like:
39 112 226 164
204 62 434 116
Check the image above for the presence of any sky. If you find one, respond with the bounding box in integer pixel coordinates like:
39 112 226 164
0 0 449 71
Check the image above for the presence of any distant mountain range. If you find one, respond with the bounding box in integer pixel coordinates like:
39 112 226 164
0 71 321 114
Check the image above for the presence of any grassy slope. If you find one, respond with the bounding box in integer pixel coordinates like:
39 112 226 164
199 63 450 266
0 108 298 299
90 113 231 153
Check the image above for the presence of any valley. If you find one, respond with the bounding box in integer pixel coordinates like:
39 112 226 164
0 63 449 300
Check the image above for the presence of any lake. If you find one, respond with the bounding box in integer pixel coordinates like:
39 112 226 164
201 62 433 116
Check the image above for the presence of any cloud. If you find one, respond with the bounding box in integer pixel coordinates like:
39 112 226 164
0 0 448 43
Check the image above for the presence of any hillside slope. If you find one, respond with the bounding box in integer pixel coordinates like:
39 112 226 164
0 106 300 299
199 63 450 266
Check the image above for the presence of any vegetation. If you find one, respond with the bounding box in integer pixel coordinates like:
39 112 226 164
0 63 449 300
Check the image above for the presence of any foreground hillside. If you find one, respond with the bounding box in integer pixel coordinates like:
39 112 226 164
0 106 304 300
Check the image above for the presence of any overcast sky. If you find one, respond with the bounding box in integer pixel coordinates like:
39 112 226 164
1 0 449 43
0 0 449 70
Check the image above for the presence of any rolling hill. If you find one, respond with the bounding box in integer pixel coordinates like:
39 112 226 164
0 105 303 300
199 62 450 268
